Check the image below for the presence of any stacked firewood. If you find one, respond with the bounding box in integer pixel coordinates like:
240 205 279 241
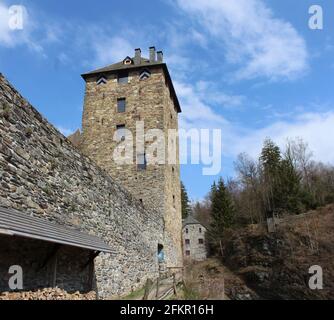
0 288 96 300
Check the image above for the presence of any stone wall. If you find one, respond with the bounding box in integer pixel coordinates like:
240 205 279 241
0 73 167 298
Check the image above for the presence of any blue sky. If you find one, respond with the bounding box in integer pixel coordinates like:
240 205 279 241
1 0 334 201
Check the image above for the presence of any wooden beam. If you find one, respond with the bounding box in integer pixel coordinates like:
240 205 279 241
37 244 61 271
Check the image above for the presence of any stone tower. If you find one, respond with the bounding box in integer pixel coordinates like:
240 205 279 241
80 47 183 268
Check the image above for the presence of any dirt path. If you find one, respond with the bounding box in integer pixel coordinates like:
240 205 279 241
183 259 259 300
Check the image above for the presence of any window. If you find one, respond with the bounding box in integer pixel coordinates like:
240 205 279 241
139 69 151 81
185 228 188 234
123 57 133 65
116 124 126 140
185 239 190 245
173 195 175 208
186 250 190 256
97 76 107 85
198 239 204 245
199 227 202 233
117 98 126 113
137 153 147 170
118 71 128 84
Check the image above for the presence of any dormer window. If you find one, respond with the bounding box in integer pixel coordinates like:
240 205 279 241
97 76 107 85
139 69 151 81
123 56 133 65
118 71 129 84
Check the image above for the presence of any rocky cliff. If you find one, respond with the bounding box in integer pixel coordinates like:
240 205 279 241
223 205 334 299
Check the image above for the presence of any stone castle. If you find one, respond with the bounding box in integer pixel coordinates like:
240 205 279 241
0 47 183 298
79 47 183 267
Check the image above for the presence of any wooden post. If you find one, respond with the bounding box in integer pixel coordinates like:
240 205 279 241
143 279 152 300
88 260 95 291
219 240 224 258
51 253 58 288
155 278 160 299
173 273 178 297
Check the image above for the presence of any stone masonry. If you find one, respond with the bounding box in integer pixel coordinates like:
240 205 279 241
182 216 207 261
0 73 171 298
80 47 183 268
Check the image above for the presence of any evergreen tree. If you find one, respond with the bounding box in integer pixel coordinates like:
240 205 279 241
279 157 302 213
259 138 282 218
181 181 191 219
209 178 235 252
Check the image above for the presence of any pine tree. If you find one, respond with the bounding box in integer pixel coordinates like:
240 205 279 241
181 181 191 219
279 155 302 214
260 138 282 218
209 178 235 252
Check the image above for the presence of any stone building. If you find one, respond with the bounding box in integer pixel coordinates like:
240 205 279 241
79 47 183 268
182 216 207 261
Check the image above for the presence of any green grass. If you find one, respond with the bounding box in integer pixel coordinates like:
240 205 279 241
121 287 146 300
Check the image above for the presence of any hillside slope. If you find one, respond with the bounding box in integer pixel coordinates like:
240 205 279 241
223 205 334 299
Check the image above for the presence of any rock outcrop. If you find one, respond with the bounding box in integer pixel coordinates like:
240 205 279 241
223 205 334 299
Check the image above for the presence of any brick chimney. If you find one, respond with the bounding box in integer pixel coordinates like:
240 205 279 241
134 48 141 65
157 51 163 62
149 46 156 62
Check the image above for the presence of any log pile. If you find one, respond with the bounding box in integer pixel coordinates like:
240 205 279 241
0 288 96 300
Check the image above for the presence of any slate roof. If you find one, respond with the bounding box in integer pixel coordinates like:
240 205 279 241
82 57 162 76
81 56 182 113
0 206 114 253
182 215 204 228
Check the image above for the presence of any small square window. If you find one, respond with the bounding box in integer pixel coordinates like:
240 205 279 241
117 98 126 113
186 250 190 256
118 72 128 84
185 239 190 245
116 124 126 140
185 228 188 234
199 227 202 233
199 239 204 244
137 153 147 170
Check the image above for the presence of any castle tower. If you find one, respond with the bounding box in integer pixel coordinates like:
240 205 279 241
80 47 183 268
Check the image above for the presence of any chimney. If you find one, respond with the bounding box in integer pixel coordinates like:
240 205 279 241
157 51 163 62
134 48 141 65
149 46 156 62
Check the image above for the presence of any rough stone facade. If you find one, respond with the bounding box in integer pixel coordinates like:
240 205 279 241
0 73 170 298
80 49 183 268
182 217 207 262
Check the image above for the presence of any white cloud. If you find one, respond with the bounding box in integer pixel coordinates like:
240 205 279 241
0 2 45 55
195 80 244 108
227 112 334 164
174 78 334 166
91 35 134 68
175 80 229 127
56 126 75 137
175 0 308 81
0 2 12 45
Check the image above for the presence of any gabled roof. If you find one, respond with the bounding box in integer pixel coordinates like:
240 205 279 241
0 206 114 253
182 215 205 228
81 56 182 113
82 57 160 76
